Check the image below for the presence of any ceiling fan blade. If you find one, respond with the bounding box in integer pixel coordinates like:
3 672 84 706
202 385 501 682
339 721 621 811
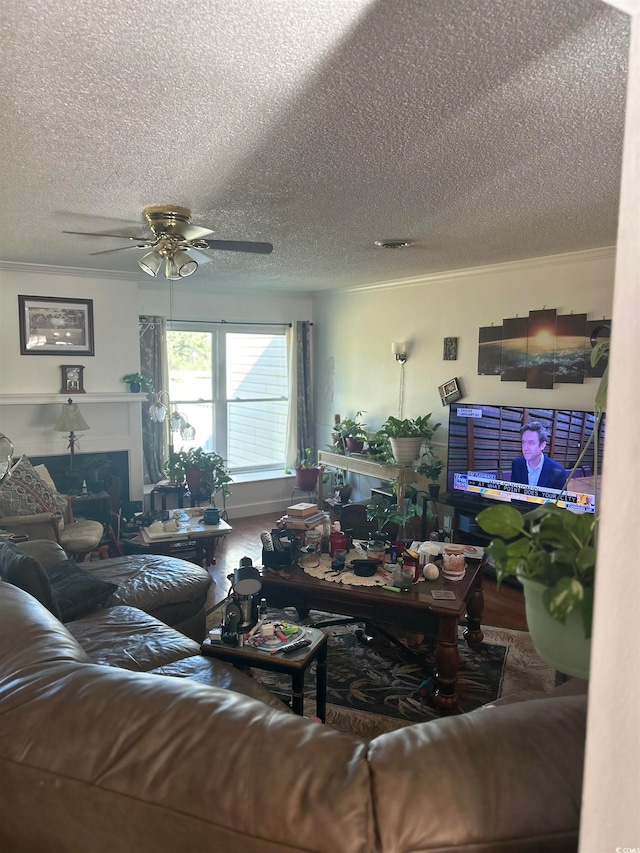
63 230 151 241
175 223 214 241
89 243 153 256
202 239 273 255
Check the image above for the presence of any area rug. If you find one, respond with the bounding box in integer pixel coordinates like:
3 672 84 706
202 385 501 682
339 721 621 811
206 606 558 739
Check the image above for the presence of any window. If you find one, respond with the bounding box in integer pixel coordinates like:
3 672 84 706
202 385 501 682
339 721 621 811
167 325 289 473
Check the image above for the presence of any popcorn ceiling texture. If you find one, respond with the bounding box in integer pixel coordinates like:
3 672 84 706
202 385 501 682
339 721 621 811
0 0 630 291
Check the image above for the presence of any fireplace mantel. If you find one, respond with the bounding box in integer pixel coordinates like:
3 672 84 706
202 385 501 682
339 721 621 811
0 393 145 405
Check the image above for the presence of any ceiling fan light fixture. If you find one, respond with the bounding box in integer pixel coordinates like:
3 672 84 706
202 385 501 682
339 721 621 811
138 250 163 276
164 256 181 280
174 249 198 277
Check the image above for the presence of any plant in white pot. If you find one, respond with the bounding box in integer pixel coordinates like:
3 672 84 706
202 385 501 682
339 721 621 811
475 338 609 679
476 502 595 678
381 414 440 465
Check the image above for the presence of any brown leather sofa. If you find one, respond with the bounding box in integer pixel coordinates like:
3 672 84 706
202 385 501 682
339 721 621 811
0 542 587 852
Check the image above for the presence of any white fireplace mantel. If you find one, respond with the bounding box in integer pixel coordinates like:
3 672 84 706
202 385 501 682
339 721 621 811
0 393 146 406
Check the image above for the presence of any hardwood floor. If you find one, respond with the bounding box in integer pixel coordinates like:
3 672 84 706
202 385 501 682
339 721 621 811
207 513 528 632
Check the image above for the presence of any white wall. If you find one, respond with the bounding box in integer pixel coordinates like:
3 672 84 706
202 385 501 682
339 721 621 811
313 247 615 488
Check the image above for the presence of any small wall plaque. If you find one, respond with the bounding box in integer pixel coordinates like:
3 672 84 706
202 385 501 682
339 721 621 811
443 337 458 360
438 377 462 406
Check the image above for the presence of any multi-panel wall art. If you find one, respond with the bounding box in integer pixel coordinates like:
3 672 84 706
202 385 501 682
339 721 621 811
478 309 610 389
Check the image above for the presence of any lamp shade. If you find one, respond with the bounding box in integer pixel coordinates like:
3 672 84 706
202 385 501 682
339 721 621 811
149 401 168 422
174 249 198 277
53 398 90 432
233 558 262 596
0 432 14 484
138 250 163 277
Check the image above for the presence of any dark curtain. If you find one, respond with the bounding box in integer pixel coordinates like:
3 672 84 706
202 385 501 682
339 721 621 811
296 321 313 460
139 316 166 484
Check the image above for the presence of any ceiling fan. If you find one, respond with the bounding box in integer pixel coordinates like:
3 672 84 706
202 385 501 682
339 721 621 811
63 204 273 280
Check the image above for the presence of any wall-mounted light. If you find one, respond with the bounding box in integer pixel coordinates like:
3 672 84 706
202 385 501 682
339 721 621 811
392 341 407 363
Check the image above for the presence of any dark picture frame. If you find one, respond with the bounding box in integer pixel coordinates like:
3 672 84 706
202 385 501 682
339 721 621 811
60 365 86 394
438 377 463 406
443 337 458 360
18 295 95 356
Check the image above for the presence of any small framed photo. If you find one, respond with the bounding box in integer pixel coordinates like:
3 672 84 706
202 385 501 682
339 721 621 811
60 365 85 394
18 295 95 356
438 377 463 406
443 337 458 360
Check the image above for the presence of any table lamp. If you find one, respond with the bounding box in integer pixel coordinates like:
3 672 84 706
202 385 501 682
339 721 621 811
53 398 90 472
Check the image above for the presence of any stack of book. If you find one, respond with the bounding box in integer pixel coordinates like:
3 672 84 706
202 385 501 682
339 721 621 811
277 504 329 530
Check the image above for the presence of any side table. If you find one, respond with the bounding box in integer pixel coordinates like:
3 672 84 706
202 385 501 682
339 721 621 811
200 626 327 721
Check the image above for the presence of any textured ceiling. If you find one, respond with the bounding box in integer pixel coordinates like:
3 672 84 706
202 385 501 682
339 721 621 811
0 0 630 292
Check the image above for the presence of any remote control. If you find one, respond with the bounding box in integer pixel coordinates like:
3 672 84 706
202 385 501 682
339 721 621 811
280 638 312 654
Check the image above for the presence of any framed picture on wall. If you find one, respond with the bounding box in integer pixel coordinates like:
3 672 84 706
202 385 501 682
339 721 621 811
438 377 463 406
18 295 95 356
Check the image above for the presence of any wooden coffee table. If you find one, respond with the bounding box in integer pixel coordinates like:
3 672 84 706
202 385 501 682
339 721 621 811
259 560 484 713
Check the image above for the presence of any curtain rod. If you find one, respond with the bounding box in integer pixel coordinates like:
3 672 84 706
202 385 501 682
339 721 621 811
169 319 294 327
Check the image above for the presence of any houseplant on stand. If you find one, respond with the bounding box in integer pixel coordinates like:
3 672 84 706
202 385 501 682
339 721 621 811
164 447 232 509
294 448 319 492
331 412 368 454
415 455 444 500
381 414 441 465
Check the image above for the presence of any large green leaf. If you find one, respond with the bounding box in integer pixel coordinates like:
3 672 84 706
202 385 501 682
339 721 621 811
476 505 524 538
543 577 584 623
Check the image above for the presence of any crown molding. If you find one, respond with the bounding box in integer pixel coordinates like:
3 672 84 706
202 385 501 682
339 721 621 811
0 260 142 282
337 246 617 295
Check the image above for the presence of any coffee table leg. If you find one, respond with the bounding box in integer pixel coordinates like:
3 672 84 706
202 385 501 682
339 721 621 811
291 672 305 717
464 574 484 648
316 642 327 723
432 615 460 713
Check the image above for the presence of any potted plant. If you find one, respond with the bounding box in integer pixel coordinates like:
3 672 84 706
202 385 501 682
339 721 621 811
332 412 368 454
381 414 440 465
122 372 154 394
365 429 392 462
365 493 418 542
164 447 232 506
415 455 444 500
476 502 595 679
295 448 319 492
475 340 609 679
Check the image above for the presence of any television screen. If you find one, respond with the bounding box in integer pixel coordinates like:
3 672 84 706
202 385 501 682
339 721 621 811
446 404 604 514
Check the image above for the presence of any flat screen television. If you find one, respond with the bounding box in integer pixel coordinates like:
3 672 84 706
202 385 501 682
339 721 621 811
446 404 605 515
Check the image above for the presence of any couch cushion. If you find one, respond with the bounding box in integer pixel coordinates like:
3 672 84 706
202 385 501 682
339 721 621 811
65 605 202 671
47 558 118 621
150 655 292 711
0 455 68 519
0 540 61 619
85 553 211 614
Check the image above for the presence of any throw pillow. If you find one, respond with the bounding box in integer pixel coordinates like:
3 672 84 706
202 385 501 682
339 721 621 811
47 559 118 621
0 455 68 519
0 540 62 619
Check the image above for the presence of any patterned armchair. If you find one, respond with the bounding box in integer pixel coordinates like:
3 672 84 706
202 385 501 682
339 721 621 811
0 456 103 560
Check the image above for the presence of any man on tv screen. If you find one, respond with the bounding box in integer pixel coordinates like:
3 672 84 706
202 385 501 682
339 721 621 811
511 422 566 490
